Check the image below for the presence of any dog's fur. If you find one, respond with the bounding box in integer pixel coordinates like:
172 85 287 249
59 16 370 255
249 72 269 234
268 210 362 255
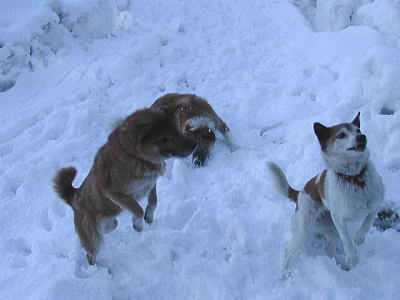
53 108 196 265
151 93 235 166
268 113 384 272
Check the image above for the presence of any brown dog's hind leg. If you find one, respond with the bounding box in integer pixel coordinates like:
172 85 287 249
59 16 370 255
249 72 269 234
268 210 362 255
74 211 102 265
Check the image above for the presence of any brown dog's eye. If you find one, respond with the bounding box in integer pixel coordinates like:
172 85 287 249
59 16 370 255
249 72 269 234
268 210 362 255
201 129 215 140
336 132 346 139
158 137 169 144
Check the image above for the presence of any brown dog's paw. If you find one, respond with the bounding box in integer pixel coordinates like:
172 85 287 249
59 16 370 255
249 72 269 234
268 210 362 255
145 205 155 224
132 217 143 232
193 156 205 167
192 148 208 167
87 253 96 265
144 212 153 225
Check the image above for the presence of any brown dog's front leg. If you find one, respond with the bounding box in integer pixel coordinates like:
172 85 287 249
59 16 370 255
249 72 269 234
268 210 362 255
218 122 238 152
105 190 144 232
193 144 211 167
145 184 157 225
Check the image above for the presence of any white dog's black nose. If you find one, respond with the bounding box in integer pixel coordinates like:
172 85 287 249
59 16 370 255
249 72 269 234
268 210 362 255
357 135 367 148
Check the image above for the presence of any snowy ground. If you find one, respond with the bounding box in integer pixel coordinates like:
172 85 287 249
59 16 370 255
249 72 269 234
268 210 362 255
1 0 400 299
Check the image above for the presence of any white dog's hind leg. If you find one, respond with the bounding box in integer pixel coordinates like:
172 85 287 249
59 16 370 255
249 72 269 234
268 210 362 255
283 194 314 272
283 230 309 271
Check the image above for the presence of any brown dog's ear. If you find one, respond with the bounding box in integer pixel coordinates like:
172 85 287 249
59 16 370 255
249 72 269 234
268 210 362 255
314 122 330 146
352 112 361 128
155 104 179 118
136 123 153 143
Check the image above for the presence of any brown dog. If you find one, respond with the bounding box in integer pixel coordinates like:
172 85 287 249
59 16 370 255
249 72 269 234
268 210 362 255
151 93 235 166
53 108 196 265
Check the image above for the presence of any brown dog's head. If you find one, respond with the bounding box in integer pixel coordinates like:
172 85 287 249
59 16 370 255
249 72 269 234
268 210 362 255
186 126 216 166
119 109 197 163
186 126 216 145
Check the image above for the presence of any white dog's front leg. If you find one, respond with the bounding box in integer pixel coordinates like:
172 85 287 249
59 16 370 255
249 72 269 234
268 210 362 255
353 212 376 246
331 213 359 269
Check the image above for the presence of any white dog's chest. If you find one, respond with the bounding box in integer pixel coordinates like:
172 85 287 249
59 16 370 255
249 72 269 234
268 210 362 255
331 189 373 218
324 170 383 219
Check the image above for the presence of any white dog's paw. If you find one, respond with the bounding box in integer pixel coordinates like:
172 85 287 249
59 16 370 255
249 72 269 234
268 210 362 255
132 217 143 232
280 268 293 281
340 261 351 271
353 233 365 246
347 253 359 268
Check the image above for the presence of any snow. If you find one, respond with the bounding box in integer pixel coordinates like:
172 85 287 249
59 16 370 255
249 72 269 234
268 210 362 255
1 0 400 299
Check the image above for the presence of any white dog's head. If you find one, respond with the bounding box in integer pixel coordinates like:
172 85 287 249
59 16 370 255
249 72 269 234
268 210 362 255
313 112 369 175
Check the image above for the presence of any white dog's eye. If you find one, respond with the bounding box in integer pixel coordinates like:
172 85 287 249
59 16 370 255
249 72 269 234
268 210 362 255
356 129 361 134
336 132 346 139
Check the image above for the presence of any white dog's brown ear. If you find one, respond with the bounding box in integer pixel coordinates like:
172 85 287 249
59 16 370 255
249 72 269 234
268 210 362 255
352 112 361 128
314 122 330 146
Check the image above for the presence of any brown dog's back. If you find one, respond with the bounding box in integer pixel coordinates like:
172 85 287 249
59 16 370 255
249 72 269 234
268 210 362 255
152 94 218 126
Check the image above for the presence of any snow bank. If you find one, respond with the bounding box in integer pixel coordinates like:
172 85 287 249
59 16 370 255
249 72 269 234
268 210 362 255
315 0 359 31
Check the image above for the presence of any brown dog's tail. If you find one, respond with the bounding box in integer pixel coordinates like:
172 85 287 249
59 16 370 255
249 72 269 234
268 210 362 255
267 162 299 202
53 167 77 206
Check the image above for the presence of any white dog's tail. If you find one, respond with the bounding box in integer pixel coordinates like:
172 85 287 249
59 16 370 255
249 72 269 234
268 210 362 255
267 162 299 202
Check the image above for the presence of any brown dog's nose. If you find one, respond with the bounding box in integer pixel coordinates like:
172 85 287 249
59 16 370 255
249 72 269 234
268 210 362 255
185 137 197 152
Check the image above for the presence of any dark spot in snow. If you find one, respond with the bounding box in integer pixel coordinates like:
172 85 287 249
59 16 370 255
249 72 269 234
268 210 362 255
379 107 395 115
0 79 16 93
160 39 168 46
178 23 185 33
374 208 400 232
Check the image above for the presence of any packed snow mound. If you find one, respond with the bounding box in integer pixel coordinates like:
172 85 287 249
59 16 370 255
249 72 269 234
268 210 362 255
353 0 400 47
0 0 133 92
1 0 400 299
294 0 400 46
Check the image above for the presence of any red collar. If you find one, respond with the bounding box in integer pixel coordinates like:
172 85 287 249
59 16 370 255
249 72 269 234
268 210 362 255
337 168 366 188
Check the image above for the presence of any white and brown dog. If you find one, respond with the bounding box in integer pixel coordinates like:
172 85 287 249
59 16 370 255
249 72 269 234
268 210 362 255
268 113 384 272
